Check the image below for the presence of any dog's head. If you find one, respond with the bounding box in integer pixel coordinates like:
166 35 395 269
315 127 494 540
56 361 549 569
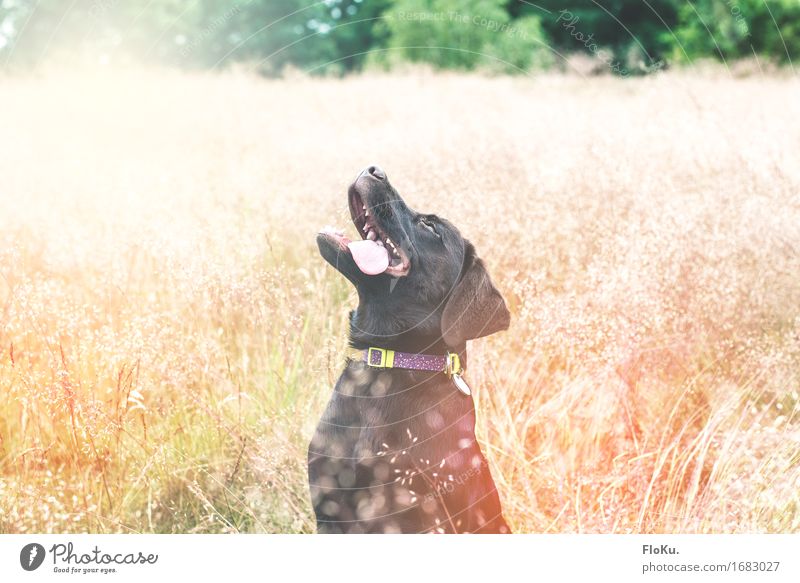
317 166 510 351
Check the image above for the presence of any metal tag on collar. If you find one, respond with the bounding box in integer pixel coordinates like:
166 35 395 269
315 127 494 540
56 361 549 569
451 373 472 396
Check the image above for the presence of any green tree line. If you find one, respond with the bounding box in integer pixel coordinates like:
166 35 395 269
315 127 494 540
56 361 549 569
0 0 797 74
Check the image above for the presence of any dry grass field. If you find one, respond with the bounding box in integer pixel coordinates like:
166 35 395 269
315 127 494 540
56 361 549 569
0 69 799 533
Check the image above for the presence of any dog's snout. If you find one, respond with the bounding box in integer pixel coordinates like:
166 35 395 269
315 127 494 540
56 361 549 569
367 165 386 181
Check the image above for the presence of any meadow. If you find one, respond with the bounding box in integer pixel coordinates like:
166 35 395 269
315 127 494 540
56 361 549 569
0 69 798 533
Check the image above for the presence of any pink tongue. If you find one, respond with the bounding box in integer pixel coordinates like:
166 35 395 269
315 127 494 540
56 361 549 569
348 240 390 275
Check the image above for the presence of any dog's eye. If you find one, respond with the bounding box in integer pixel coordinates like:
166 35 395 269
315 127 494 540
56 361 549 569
419 217 440 238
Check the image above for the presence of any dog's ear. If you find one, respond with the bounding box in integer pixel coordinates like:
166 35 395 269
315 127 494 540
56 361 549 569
441 242 510 347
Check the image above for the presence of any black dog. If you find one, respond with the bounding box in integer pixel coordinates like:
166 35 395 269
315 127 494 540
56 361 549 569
309 166 511 533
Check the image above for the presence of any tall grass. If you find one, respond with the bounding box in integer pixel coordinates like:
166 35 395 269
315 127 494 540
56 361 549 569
0 69 798 533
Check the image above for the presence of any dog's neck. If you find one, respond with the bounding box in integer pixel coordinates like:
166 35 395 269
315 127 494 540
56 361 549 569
350 331 457 355
348 306 464 357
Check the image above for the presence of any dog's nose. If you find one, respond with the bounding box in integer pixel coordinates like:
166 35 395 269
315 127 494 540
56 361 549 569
367 165 386 181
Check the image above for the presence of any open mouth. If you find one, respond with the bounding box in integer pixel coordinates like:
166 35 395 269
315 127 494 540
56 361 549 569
319 188 411 277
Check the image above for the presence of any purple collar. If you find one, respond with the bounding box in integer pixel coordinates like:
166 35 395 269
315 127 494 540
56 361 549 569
362 346 464 376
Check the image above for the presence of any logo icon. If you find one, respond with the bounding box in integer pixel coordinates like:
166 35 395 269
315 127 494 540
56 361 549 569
20 543 46 571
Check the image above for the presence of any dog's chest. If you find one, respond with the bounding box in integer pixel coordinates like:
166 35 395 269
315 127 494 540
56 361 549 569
313 366 475 460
